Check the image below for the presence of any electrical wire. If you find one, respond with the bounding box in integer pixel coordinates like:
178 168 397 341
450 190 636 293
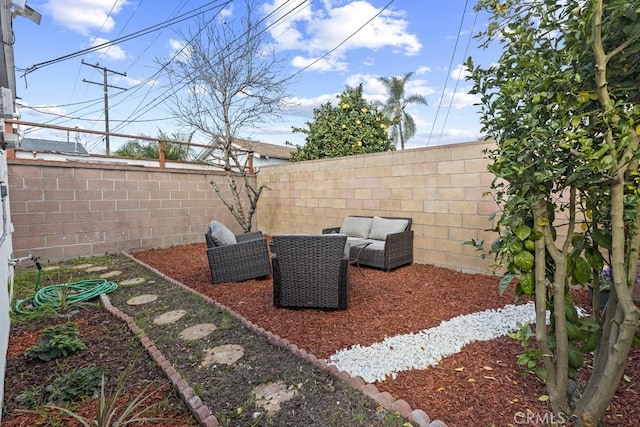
22 0 232 76
20 0 403 145
110 0 306 135
283 0 396 83
437 7 479 145
427 0 469 146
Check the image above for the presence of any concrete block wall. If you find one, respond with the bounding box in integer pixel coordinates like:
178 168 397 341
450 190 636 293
9 160 251 263
256 140 500 274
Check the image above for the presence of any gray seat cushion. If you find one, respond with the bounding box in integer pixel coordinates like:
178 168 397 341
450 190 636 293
339 216 373 238
207 221 237 246
368 216 409 240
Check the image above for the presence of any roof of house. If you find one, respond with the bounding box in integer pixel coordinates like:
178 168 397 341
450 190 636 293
232 138 296 160
19 137 89 155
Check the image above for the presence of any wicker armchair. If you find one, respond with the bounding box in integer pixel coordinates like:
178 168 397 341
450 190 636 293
272 234 350 310
205 229 271 284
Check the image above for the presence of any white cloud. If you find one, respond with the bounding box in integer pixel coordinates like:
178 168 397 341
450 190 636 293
220 4 234 21
168 38 192 63
451 63 470 80
44 0 129 35
88 37 126 60
441 87 479 110
263 0 421 72
416 66 431 75
113 74 157 88
283 93 337 116
291 55 347 72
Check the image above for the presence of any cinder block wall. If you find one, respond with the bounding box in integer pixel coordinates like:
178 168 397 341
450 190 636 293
9 160 250 263
256 140 499 274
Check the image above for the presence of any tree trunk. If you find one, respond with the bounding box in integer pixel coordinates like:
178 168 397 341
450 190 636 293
532 200 570 414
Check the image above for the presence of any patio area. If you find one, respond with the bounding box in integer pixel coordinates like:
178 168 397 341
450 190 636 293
130 241 640 426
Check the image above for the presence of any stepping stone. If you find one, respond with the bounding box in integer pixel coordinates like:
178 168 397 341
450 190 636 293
153 310 187 325
252 381 298 413
100 270 122 278
200 344 244 367
72 264 93 269
43 266 60 272
126 294 158 306
119 277 146 286
179 323 217 341
86 266 109 272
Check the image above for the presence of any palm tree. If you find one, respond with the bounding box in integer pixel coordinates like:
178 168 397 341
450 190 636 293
378 72 428 149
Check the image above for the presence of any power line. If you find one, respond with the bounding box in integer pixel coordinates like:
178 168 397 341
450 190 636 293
25 1 226 131
427 0 469 146
437 7 478 145
19 105 171 122
110 0 306 134
282 0 396 83
82 61 128 154
22 0 231 76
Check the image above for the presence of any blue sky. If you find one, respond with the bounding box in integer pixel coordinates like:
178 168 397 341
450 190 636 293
11 0 499 154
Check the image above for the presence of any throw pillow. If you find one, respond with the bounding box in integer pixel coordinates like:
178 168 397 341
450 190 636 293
368 216 408 240
208 221 237 246
339 216 373 238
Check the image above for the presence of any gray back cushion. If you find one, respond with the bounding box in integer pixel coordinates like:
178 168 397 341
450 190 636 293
368 216 409 240
208 221 237 246
339 216 373 238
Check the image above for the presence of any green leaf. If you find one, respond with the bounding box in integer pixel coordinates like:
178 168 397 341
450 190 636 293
514 251 534 272
514 225 532 241
591 229 612 250
573 257 591 284
519 272 535 295
499 273 516 296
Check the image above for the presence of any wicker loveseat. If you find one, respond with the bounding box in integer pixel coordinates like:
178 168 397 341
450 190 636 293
205 222 271 284
322 215 413 271
272 234 350 310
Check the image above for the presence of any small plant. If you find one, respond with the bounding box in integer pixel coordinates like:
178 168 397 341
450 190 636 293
24 374 172 426
26 322 87 361
46 366 104 404
508 322 546 379
14 386 43 409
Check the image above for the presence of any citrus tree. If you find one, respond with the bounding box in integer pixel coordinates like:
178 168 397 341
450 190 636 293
288 84 394 161
467 0 639 424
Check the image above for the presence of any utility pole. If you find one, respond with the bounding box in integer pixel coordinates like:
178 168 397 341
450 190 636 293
82 60 127 155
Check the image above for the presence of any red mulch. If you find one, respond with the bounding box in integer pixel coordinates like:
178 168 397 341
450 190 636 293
132 242 640 426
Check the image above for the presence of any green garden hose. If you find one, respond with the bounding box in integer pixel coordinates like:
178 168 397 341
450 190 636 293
14 278 118 314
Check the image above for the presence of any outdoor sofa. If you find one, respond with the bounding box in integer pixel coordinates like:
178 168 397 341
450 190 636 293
322 215 413 271
205 221 271 284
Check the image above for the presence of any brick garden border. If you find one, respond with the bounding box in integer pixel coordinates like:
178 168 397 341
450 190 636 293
104 251 448 427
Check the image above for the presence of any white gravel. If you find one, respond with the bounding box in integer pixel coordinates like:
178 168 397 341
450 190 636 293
326 302 541 383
